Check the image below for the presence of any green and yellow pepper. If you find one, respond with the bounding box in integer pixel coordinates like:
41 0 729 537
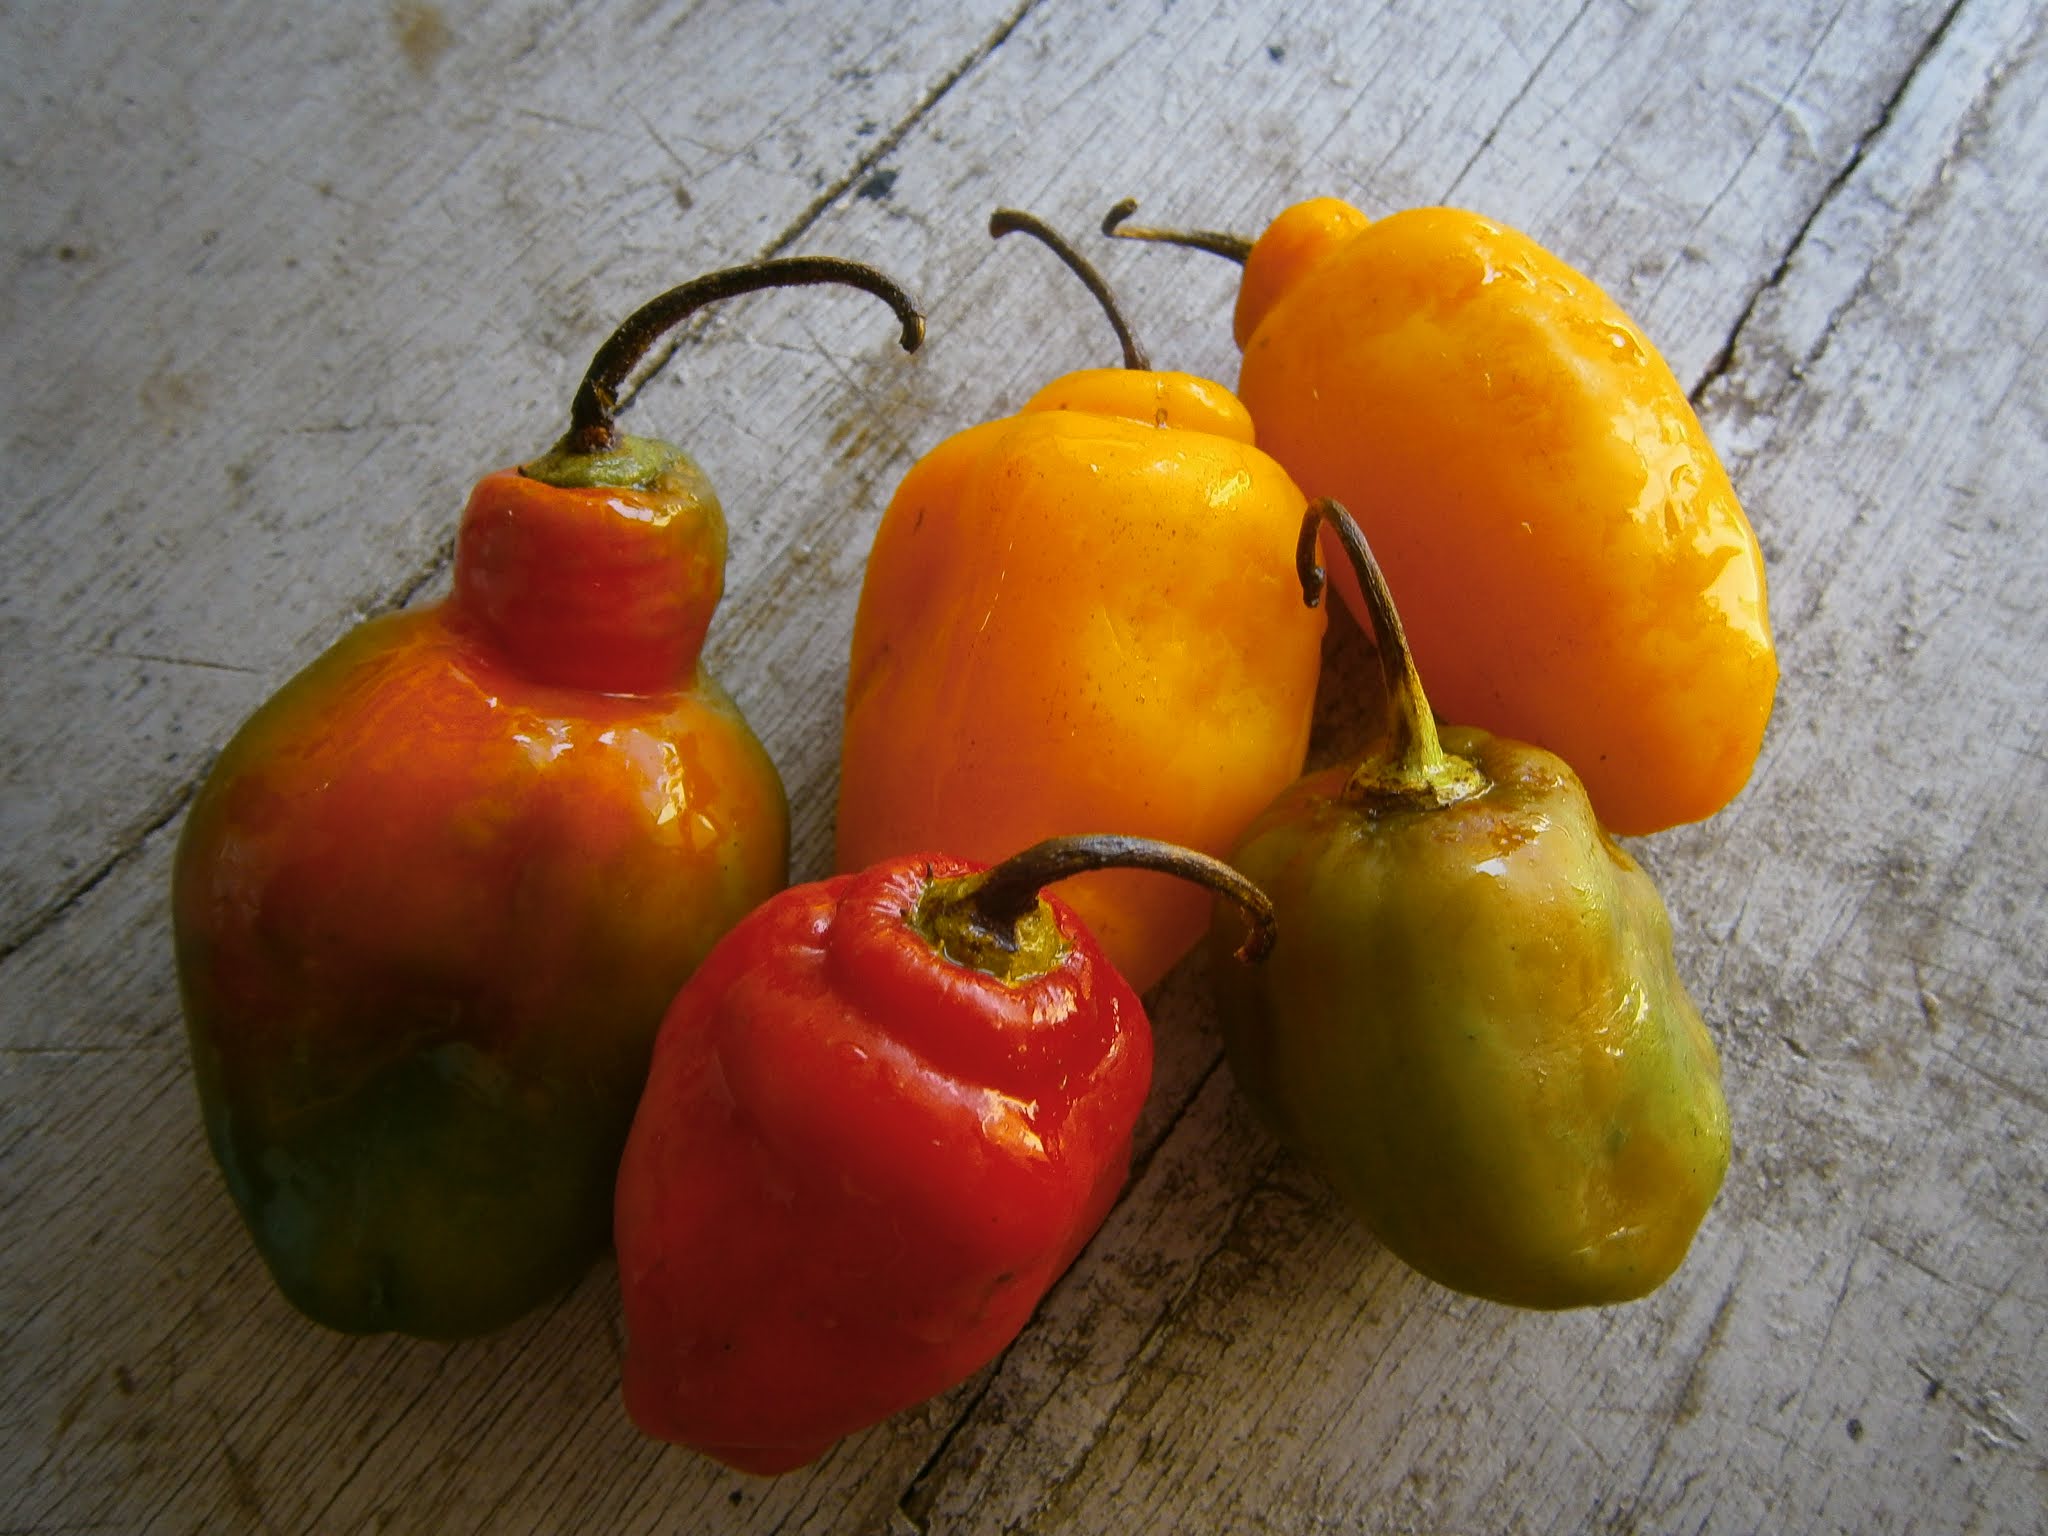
1211 501 1729 1309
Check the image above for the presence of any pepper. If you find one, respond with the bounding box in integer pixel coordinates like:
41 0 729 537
835 210 1324 993
172 259 924 1338
1209 500 1729 1309
1106 198 1777 835
614 835 1274 1473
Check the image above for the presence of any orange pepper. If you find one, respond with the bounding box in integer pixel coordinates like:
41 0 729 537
1109 198 1777 835
836 212 1324 991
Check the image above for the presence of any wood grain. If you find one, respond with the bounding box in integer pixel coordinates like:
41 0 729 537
4 1 2042 1532
0 0 1025 946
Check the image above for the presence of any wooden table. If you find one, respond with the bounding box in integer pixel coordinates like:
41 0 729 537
6 2 2043 1531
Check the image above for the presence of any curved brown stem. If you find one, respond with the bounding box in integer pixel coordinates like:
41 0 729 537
963 833 1275 964
565 257 926 454
990 209 1150 372
1297 499 1486 808
1101 198 1254 264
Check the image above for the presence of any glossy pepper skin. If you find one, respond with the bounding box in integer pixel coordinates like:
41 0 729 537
614 849 1161 1474
173 452 788 1338
1216 198 1775 835
837 214 1324 993
1210 503 1729 1309
172 260 922 1338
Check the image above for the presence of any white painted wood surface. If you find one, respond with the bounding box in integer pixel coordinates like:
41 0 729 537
4 1 2043 1531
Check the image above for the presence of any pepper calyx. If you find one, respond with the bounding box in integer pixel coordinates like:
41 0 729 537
1340 751 1489 812
913 870 1071 987
913 834 1276 990
520 431 688 491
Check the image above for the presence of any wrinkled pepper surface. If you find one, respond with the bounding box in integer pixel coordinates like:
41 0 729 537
1211 501 1729 1309
616 835 1272 1473
836 211 1324 992
1110 197 1777 835
172 260 922 1338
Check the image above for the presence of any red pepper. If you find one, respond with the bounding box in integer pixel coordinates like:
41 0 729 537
613 836 1273 1474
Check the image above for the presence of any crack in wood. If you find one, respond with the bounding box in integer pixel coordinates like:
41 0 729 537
0 6 1049 980
1012 1143 1291 1530
1689 0 1973 407
615 0 1044 423
1673 1277 1745 1427
1442 0 1601 203
895 1371 1001 1535
0 776 199 968
897 1056 1249 1531
91 649 264 676
380 530 459 617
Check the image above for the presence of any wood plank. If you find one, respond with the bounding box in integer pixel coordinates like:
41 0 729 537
0 0 1024 947
903 1 2048 1531
4 0 2043 1532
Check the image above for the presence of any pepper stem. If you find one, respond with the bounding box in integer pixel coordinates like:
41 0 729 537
1101 199 1254 265
915 834 1275 985
990 209 1150 371
1298 499 1487 809
559 257 926 457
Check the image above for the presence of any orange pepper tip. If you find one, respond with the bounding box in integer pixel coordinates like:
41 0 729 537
1234 197 1373 349
1019 367 1255 440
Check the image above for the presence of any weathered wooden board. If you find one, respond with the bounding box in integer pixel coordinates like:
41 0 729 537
3 0 2042 1532
0 0 1024 946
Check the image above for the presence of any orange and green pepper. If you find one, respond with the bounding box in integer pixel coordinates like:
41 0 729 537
172 260 922 1337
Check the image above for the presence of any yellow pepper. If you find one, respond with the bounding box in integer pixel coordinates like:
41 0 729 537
836 212 1325 991
1109 198 1777 836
